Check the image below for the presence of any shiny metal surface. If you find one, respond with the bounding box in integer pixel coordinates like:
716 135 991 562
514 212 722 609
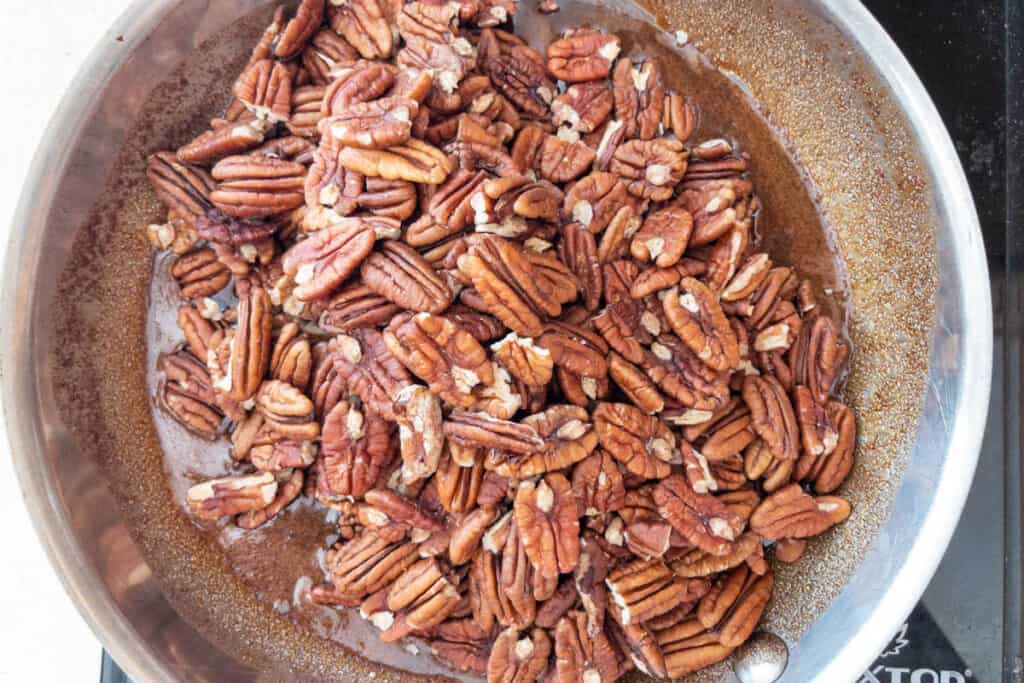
733 632 789 683
1 1 991 682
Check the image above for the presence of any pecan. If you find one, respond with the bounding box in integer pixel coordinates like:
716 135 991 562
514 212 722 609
450 508 498 566
338 138 454 184
774 538 807 563
478 29 556 118
564 171 631 234
170 248 230 299
147 213 199 254
537 322 608 380
177 304 222 361
431 442 481 513
328 0 394 60
236 469 304 528
396 2 475 94
323 96 419 149
327 532 421 600
301 30 359 85
555 611 621 682
558 222 603 311
624 519 673 560
488 627 552 683
514 473 580 580
361 240 453 313
209 154 305 217
676 177 752 247
147 152 216 220
196 210 276 247
593 402 675 479
280 219 376 302
547 28 621 82
186 472 278 520
255 379 319 441
317 283 398 332
222 286 273 401
608 352 664 414
177 118 271 166
612 58 665 141
427 168 490 233
743 438 792 493
384 312 493 406
322 61 398 115
721 252 772 302
696 564 773 647
572 449 625 516
512 126 595 183
330 328 412 420
796 398 856 493
394 384 445 481
655 618 733 678
274 0 324 59
790 315 849 405
742 374 799 461
611 138 687 201
668 532 761 578
663 92 697 141
595 205 641 263
653 474 743 556
491 332 554 386
605 558 694 625
536 577 577 628
749 483 850 540
445 409 545 454
233 59 292 123
456 235 563 336
642 336 730 411
363 488 444 534
382 558 462 641
268 323 313 391
471 513 538 629
317 400 393 500
486 404 597 478
630 206 692 268
609 617 665 678
700 405 755 461
663 278 740 372
430 619 491 673
160 351 225 438
552 81 613 134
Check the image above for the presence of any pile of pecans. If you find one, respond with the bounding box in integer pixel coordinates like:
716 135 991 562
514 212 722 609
148 0 857 679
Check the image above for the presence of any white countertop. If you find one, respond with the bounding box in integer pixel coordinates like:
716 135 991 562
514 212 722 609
0 1 133 680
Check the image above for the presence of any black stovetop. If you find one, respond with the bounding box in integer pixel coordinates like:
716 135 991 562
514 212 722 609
101 2 1019 681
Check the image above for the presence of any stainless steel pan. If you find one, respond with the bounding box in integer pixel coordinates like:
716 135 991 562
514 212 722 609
2 0 991 681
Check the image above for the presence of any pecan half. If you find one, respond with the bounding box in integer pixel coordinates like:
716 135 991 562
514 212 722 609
224 286 273 401
281 217 376 301
478 29 556 118
384 312 493 406
608 352 664 414
301 30 359 85
553 81 613 134
318 281 402 332
491 332 554 386
210 154 305 217
361 240 454 313
171 248 231 299
656 618 734 678
396 2 475 94
653 474 743 556
796 398 856 493
573 449 626 516
394 384 445 482
663 278 740 372
330 328 412 420
514 473 580 580
236 469 304 528
554 611 621 682
322 61 398 115
328 0 394 60
696 564 773 647
546 28 621 82
742 374 799 461
610 138 687 201
382 558 462 641
486 404 596 478
147 152 216 220
630 206 692 268
317 399 393 500
642 336 730 412
327 532 420 601
668 532 761 578
564 171 631 234
605 558 696 625
274 0 324 59
790 315 849 405
593 402 675 479
558 222 603 311
160 351 225 438
338 138 454 184
749 483 851 540
613 58 665 141
233 59 292 122
488 626 552 683
186 472 278 520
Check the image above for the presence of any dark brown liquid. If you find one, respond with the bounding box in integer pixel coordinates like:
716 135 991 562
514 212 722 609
145 3 849 679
